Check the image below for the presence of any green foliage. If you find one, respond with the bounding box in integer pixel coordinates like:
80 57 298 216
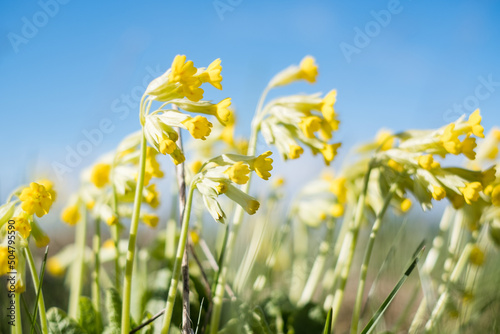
103 288 122 334
47 307 86 334
77 297 101 334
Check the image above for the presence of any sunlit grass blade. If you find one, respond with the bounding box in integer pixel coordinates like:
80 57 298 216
362 219 409 317
323 308 332 334
360 242 425 334
21 294 41 334
30 246 49 334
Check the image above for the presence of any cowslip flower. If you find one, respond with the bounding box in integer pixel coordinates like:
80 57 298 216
490 185 500 206
19 182 53 217
61 204 81 225
372 120 492 210
291 175 346 227
225 161 251 185
142 213 159 228
182 115 213 140
198 58 223 90
91 163 111 188
459 182 483 205
9 215 31 239
474 127 500 163
146 55 202 102
0 246 9 276
144 106 228 164
268 56 319 88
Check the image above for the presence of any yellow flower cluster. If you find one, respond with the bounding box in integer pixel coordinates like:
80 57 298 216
440 110 484 159
147 55 222 102
251 56 342 165
143 55 232 165
20 182 54 218
193 152 274 223
268 55 319 88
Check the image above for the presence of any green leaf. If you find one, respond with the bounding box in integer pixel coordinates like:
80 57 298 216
249 307 273 334
47 307 87 334
77 297 101 334
103 288 122 334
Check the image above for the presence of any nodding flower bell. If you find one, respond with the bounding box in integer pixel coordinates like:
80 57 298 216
268 55 319 88
190 152 274 223
19 182 54 218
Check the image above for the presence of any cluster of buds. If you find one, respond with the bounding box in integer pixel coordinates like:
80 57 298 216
191 152 274 223
257 56 341 165
362 110 495 211
142 55 232 165
0 180 56 291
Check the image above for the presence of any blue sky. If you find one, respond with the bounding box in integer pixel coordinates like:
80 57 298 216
1 0 500 198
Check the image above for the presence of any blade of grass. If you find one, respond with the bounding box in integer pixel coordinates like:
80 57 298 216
323 308 332 334
361 218 409 318
195 298 204 334
21 294 41 334
30 246 49 334
360 242 425 334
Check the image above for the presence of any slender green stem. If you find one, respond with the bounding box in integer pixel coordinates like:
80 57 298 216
24 246 48 334
160 184 196 334
92 218 102 331
209 102 261 334
121 131 148 334
329 161 374 332
69 205 87 319
13 292 22 334
298 219 336 306
289 218 309 303
351 183 398 334
111 183 121 290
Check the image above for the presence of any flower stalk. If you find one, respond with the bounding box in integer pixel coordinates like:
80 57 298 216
92 218 102 331
68 204 87 319
160 183 196 334
350 181 399 334
298 218 336 306
121 130 148 333
329 161 374 331
24 246 48 334
209 92 262 334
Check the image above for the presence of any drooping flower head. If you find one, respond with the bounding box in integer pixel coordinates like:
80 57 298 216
142 55 233 165
191 153 274 223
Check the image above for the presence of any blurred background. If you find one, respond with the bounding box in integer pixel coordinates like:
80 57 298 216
1 0 500 211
